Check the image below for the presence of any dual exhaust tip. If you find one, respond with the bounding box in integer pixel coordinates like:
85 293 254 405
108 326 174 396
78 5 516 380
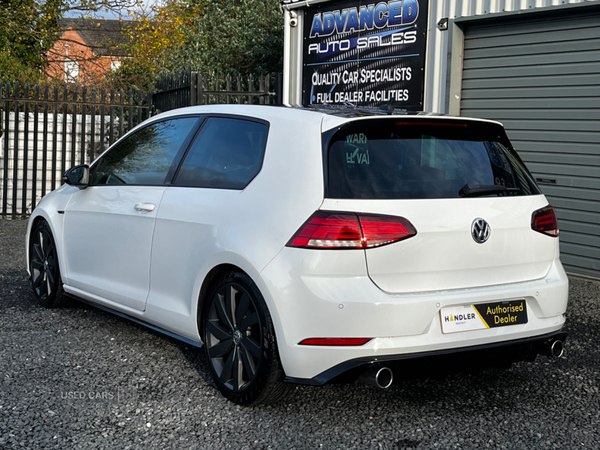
358 339 565 389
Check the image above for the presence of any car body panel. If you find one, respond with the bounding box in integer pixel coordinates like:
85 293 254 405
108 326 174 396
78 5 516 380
320 113 505 133
260 248 568 379
320 196 556 293
62 185 166 311
132 106 326 340
26 184 75 281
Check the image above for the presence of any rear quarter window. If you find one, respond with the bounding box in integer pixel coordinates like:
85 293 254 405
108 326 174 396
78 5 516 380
327 119 541 199
175 117 268 189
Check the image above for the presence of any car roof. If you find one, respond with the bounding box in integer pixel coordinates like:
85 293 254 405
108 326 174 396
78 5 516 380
150 104 504 131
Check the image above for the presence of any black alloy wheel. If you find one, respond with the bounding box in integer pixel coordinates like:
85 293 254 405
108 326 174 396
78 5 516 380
206 281 263 391
29 220 64 307
202 272 291 405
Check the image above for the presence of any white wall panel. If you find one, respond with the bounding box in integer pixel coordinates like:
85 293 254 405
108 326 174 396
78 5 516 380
0 112 110 215
424 0 599 112
457 8 600 278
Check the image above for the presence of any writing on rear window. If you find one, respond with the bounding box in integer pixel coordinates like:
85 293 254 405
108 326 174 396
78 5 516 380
346 148 370 165
345 133 370 165
346 133 368 144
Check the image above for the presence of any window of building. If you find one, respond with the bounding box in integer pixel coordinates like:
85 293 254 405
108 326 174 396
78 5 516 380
65 59 79 82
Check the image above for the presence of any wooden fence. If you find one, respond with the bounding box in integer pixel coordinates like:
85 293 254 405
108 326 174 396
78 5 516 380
0 82 152 218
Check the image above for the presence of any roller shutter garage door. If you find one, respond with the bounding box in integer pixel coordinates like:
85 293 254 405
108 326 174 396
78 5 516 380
460 7 600 279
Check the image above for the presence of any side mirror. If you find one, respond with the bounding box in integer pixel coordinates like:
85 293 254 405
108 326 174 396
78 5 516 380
63 164 90 189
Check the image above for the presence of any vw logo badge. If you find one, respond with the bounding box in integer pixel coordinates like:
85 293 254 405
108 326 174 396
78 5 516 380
471 218 491 244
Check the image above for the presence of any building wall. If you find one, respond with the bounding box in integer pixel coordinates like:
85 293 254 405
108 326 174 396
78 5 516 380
424 0 600 113
46 29 120 84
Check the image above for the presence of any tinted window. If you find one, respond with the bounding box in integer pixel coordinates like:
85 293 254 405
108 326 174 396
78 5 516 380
327 119 541 199
92 117 200 186
175 117 267 189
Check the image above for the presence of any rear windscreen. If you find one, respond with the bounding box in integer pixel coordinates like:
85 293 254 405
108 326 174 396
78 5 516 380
327 119 541 199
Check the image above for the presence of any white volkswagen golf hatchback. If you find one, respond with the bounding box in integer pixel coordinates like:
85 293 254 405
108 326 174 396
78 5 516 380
27 105 569 404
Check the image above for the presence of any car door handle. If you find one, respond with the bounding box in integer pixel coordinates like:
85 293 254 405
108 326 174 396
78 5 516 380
134 203 156 212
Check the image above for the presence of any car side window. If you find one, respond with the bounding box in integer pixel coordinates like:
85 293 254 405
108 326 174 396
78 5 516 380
174 117 268 189
91 117 200 186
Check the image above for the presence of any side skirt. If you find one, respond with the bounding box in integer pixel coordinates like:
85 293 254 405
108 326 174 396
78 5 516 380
66 293 203 348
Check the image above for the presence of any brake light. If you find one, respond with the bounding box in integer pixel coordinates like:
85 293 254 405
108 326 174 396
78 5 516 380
531 206 559 237
299 338 372 346
287 211 417 249
395 121 468 127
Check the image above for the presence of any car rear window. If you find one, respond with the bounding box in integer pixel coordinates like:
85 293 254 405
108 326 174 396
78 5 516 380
326 119 541 199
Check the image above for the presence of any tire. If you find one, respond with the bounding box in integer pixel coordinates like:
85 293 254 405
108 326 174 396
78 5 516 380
29 219 64 308
201 271 292 405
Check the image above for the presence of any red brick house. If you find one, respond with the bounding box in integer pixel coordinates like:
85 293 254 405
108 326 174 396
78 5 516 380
46 19 133 83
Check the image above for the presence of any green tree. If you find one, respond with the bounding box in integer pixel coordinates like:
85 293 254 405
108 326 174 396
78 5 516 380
110 0 283 90
169 0 283 75
0 0 62 82
104 57 155 91
106 0 206 90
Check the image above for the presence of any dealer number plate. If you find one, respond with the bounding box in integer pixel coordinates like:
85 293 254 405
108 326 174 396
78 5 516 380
440 300 528 334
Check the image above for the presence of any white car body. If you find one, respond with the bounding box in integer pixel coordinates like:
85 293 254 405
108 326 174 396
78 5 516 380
27 105 569 392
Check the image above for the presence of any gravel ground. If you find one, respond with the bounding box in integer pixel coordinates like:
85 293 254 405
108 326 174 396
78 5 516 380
1 218 599 450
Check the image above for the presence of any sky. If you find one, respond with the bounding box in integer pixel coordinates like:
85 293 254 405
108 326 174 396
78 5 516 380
63 0 158 20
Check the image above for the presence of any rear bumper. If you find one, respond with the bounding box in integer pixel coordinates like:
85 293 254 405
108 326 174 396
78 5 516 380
284 331 568 385
260 248 569 380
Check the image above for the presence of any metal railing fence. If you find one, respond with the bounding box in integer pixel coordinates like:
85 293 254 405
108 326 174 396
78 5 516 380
0 82 152 218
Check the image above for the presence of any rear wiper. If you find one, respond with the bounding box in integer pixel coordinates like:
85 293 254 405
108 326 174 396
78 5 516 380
459 184 521 198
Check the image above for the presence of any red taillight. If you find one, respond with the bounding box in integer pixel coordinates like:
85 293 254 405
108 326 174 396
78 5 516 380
532 206 559 237
359 215 416 248
288 212 363 248
287 211 417 249
299 338 372 346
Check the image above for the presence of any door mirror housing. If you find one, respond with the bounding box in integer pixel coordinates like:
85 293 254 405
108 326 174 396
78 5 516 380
63 165 90 189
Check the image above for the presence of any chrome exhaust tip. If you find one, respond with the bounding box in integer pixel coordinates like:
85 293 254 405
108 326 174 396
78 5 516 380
540 338 565 358
550 339 564 358
359 366 394 389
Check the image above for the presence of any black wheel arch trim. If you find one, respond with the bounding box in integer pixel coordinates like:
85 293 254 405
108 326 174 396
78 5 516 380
284 330 568 386
196 264 252 338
